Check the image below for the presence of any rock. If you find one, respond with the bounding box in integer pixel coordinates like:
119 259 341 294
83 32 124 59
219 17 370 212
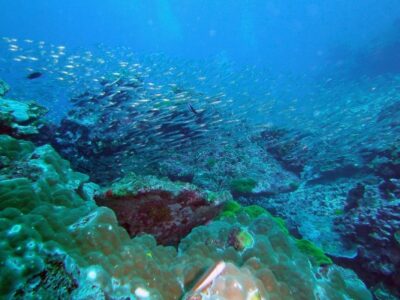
379 179 400 200
335 200 400 296
94 173 225 246
344 183 365 212
254 126 313 175
96 188 222 246
158 159 195 182
367 143 400 180
0 98 48 138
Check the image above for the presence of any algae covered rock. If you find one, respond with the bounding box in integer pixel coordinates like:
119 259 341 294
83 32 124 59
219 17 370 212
230 177 257 194
95 188 223 246
104 172 232 203
0 98 48 138
95 173 228 245
190 138 300 195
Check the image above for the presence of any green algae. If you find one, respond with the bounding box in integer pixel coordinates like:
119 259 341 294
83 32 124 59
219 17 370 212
236 229 254 250
295 239 333 266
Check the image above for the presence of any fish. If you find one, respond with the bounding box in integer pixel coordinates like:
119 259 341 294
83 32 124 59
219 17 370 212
188 103 199 115
26 72 43 80
3 36 394 181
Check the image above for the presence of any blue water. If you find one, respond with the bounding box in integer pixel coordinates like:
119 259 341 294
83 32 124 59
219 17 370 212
1 0 400 74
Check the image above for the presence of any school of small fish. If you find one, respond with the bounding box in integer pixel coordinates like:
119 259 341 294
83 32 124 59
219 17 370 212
1 36 399 176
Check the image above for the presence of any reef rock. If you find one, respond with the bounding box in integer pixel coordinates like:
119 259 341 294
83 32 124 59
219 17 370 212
0 97 48 138
95 174 226 246
254 126 314 175
166 135 300 196
334 200 400 297
369 143 400 180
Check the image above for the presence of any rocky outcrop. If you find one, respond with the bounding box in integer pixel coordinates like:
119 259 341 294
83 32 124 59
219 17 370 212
334 200 400 297
0 94 48 138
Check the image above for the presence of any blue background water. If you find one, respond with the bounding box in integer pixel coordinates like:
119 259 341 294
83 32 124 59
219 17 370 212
1 0 400 75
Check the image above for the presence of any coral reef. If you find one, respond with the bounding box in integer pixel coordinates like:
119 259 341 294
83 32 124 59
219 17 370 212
5 70 400 297
179 212 372 300
334 200 400 297
158 159 195 183
344 183 365 212
0 134 372 299
219 201 333 267
368 141 400 181
255 137 400 297
0 87 48 138
1 36 399 299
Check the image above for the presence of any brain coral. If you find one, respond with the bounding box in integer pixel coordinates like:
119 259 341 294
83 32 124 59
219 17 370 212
0 134 372 299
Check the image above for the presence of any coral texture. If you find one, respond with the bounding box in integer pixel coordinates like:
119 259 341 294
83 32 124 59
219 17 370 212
95 188 222 246
0 96 48 138
335 200 400 296
0 134 373 299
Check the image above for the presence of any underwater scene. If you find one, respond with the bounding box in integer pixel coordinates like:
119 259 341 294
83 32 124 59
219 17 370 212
1 0 400 299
